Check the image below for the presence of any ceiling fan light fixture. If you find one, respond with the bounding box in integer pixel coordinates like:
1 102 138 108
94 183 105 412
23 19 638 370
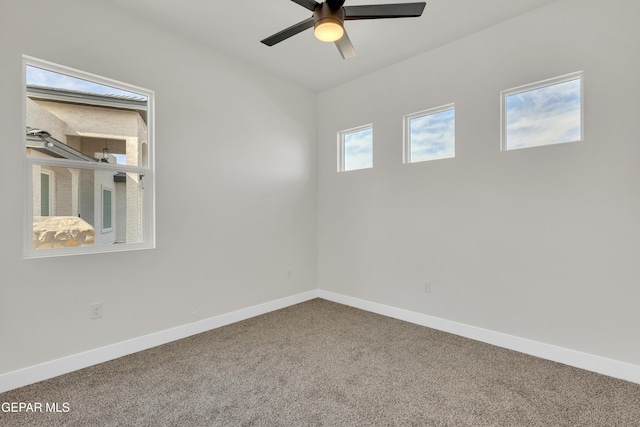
314 18 344 42
260 1 427 60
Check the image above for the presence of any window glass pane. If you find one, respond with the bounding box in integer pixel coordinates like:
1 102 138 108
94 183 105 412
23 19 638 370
26 66 149 168
409 108 455 163
31 166 145 249
343 127 373 171
24 56 154 258
504 77 581 150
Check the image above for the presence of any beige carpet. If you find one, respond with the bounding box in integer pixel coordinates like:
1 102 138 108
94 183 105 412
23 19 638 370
2 298 640 426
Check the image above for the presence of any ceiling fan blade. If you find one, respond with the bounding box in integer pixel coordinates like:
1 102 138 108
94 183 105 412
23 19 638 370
335 31 356 60
291 0 321 11
344 2 426 20
261 17 315 46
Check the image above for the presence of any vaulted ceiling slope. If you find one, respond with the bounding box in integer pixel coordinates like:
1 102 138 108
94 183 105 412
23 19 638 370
102 0 558 92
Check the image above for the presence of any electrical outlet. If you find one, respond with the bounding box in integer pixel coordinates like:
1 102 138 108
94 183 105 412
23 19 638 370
89 302 103 320
424 281 431 293
287 269 293 279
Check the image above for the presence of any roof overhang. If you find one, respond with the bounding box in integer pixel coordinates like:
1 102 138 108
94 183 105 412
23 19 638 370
26 128 100 162
27 85 148 123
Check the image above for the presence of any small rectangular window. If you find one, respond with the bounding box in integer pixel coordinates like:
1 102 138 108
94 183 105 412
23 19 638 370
404 104 455 163
338 124 373 172
501 72 583 151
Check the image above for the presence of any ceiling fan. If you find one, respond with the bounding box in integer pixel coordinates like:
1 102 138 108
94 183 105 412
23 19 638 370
261 0 427 59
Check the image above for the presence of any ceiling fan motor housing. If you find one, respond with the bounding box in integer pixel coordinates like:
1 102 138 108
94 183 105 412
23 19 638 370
314 3 345 42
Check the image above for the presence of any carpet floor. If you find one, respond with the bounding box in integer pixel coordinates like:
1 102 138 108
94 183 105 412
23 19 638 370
1 298 640 426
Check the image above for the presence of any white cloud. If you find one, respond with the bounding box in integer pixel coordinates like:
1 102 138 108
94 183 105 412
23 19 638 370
410 109 455 162
344 127 373 171
506 79 581 150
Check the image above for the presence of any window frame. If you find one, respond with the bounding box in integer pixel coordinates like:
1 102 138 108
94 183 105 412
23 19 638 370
337 123 373 172
403 103 456 164
23 55 155 258
500 71 584 151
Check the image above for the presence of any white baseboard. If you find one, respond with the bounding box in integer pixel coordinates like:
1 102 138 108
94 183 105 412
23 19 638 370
3 288 639 393
318 290 640 385
0 290 319 393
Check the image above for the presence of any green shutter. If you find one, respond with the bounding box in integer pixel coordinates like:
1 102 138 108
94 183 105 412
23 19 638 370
103 189 112 229
40 173 50 216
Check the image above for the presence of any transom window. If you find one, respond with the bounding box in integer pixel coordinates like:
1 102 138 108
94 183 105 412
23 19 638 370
24 55 155 258
501 71 583 151
404 103 455 163
338 124 373 172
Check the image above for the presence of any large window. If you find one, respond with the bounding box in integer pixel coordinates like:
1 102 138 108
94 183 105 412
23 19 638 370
338 124 373 172
24 55 155 257
501 71 583 151
403 103 455 163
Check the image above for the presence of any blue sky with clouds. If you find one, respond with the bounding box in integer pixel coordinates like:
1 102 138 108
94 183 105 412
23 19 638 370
26 66 145 99
344 127 373 171
410 108 455 163
505 78 581 150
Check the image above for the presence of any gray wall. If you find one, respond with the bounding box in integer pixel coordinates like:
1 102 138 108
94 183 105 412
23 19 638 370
0 0 317 374
317 0 640 366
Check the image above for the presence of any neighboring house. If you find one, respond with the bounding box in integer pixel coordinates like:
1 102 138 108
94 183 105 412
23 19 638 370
26 86 148 247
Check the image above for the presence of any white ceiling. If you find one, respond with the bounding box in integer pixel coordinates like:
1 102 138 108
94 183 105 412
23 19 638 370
103 0 558 92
